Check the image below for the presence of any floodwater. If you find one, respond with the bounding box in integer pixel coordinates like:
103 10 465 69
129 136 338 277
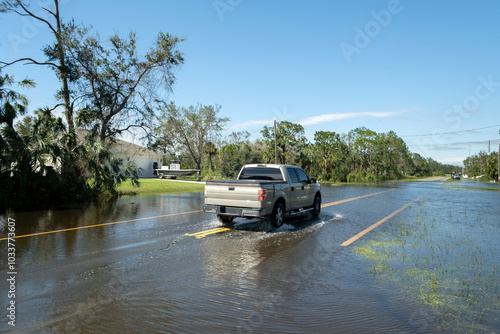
1 179 499 333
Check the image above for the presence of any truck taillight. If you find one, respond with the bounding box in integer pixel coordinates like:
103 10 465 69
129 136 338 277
204 186 207 198
258 189 266 201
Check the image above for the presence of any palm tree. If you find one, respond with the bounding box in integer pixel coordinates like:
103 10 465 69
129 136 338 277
0 73 68 209
203 141 218 172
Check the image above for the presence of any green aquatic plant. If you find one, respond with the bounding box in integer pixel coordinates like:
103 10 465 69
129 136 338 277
353 202 500 332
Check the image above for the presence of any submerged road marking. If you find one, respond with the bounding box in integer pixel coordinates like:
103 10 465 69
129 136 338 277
185 227 232 239
0 210 203 241
321 188 397 208
340 194 425 247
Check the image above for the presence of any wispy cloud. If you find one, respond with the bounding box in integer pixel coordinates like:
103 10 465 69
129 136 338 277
437 157 466 166
300 108 415 126
226 119 276 132
227 107 417 133
420 145 466 151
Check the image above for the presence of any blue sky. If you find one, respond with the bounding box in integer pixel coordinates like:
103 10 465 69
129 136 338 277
2 0 500 166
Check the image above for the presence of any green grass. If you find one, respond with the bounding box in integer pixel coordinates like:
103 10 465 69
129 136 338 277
445 178 461 182
444 185 500 191
116 178 205 196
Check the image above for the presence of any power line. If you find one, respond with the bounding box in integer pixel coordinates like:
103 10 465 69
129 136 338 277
407 138 500 147
401 124 500 138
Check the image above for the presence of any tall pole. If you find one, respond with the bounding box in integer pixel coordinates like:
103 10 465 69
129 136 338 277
274 120 278 164
498 130 500 183
468 144 471 169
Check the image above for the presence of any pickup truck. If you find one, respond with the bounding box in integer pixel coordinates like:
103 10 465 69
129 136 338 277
203 164 321 227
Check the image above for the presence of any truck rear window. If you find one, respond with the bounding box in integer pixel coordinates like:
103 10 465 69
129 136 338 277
239 167 284 181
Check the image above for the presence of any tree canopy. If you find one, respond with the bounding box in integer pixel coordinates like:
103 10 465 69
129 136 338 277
64 25 184 142
168 119 461 183
463 151 498 181
0 1 185 209
261 121 307 165
156 103 229 170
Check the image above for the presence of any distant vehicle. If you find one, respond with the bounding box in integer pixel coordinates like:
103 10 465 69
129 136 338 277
452 174 461 180
154 160 200 180
203 164 321 227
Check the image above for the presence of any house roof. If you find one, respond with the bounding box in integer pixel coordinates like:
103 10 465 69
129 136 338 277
75 128 163 157
112 137 163 157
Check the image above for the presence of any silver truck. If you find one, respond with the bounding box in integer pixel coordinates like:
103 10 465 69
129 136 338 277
203 164 321 227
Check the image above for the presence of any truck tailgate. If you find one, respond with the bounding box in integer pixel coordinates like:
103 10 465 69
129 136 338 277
205 181 270 208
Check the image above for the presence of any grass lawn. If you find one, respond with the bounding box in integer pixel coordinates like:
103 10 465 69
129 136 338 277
117 178 205 196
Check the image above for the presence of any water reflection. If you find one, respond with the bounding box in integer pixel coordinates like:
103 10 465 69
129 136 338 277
1 193 205 263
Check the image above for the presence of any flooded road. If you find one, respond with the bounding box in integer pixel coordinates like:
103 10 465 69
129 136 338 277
1 179 499 333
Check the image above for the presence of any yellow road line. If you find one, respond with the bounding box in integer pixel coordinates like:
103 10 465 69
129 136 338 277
0 210 203 241
340 195 425 247
1 188 400 241
185 227 232 239
185 227 227 235
321 188 397 208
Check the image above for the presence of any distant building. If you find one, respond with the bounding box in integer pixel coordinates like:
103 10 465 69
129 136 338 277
74 129 164 178
111 137 164 178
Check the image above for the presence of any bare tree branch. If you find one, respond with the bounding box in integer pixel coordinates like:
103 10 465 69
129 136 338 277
47 103 65 112
0 57 58 69
41 5 55 17
16 0 57 35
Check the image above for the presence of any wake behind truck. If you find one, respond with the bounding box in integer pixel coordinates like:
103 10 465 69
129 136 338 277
203 164 321 227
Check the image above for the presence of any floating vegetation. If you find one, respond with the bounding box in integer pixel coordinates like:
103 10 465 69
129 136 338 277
353 193 500 332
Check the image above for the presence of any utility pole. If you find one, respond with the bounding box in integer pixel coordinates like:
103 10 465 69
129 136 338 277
469 144 470 168
274 120 278 164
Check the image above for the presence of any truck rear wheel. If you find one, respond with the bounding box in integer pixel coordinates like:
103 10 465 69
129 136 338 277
269 202 285 228
312 194 321 217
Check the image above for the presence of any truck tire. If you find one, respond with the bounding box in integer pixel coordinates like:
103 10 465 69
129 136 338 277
217 215 234 226
312 194 321 217
269 202 285 228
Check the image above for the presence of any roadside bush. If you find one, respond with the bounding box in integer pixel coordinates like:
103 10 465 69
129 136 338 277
202 170 225 181
347 170 378 182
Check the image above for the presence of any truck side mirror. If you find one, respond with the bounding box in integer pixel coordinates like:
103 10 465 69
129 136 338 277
310 178 317 184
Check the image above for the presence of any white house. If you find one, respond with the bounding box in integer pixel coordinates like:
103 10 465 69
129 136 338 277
73 129 165 178
111 138 164 178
